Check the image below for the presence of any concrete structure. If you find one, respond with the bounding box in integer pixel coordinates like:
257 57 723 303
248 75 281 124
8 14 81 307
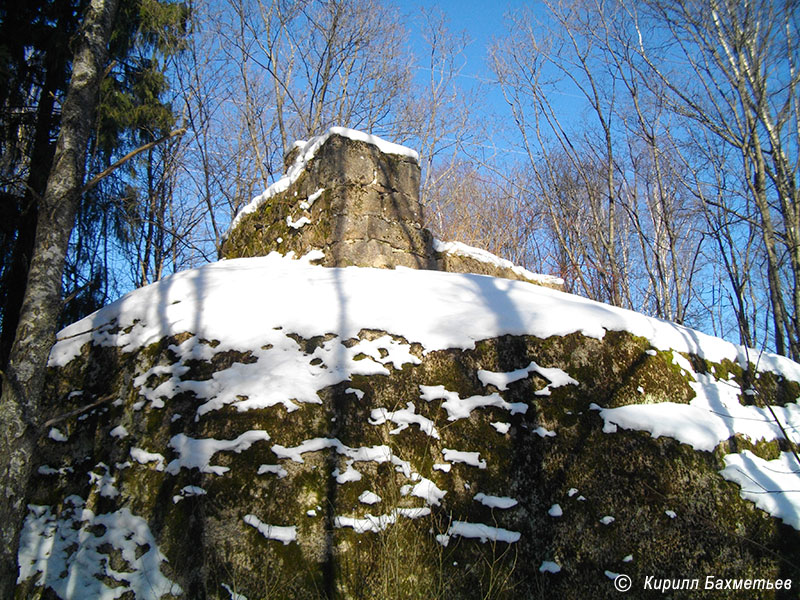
221 129 563 289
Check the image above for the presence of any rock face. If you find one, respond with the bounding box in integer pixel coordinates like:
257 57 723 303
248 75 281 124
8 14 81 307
221 128 563 289
16 129 800 599
222 129 431 270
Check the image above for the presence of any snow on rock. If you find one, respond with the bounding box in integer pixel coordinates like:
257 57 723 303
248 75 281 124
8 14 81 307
221 583 249 600
257 464 288 478
109 424 128 439
173 485 207 504
334 508 431 534
490 422 511 434
720 451 800 530
590 354 800 453
31 223 800 596
333 461 362 483
226 128 418 238
271 437 393 465
477 361 577 393
369 401 439 438
437 521 520 545
48 428 67 442
129 447 165 471
539 561 562 573
88 463 119 499
402 477 447 506
17 496 181 599
419 384 527 421
533 426 556 438
166 431 270 475
49 253 800 378
442 448 487 469
474 493 518 509
433 238 564 288
359 490 381 505
243 514 297 545
300 187 325 210
42 252 800 536
286 215 311 229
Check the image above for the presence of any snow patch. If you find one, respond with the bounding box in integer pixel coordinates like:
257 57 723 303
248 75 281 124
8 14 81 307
720 451 800 530
370 401 439 438
490 422 510 434
437 521 520 545
477 361 577 394
474 493 518 509
48 428 67 443
334 507 431 533
243 514 297 545
433 238 564 288
173 486 207 504
129 447 165 471
166 430 270 475
359 490 381 505
442 448 487 469
420 385 526 421
539 561 561 573
109 425 128 439
17 496 182 599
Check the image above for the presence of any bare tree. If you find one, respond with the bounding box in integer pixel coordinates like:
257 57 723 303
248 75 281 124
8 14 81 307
223 0 412 154
173 0 482 265
400 8 475 215
629 0 800 357
490 2 635 309
425 161 536 264
490 0 746 335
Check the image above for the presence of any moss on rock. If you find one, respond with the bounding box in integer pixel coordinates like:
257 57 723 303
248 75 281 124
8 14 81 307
20 325 800 599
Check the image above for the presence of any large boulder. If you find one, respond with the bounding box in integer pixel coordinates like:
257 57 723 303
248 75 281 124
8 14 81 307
15 130 800 599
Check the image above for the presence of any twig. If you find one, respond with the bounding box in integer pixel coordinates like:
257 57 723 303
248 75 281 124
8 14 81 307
80 127 187 194
40 393 116 433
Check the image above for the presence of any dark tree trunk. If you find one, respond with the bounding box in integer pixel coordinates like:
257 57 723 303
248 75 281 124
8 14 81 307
0 0 119 594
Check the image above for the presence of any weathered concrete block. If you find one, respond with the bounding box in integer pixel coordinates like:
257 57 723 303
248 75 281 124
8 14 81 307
221 130 425 270
222 127 561 290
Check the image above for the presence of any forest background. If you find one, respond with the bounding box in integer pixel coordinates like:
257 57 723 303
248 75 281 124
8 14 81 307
2 0 800 374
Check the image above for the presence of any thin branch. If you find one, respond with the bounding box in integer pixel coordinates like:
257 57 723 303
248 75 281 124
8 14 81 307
40 393 116 433
80 127 187 194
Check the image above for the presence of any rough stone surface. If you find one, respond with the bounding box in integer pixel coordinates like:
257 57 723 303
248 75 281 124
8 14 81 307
435 252 563 290
18 326 800 599
221 133 434 270
221 131 561 287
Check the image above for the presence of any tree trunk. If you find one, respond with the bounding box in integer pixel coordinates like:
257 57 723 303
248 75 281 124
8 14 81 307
0 0 119 594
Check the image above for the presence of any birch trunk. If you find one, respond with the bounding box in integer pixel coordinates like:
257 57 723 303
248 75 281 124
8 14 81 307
0 0 119 594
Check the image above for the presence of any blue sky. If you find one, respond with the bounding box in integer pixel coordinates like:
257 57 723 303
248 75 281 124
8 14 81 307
397 0 546 158
398 1 587 161
403 0 539 80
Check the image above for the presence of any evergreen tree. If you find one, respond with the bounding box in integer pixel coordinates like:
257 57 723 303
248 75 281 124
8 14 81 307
0 0 187 592
0 0 188 363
